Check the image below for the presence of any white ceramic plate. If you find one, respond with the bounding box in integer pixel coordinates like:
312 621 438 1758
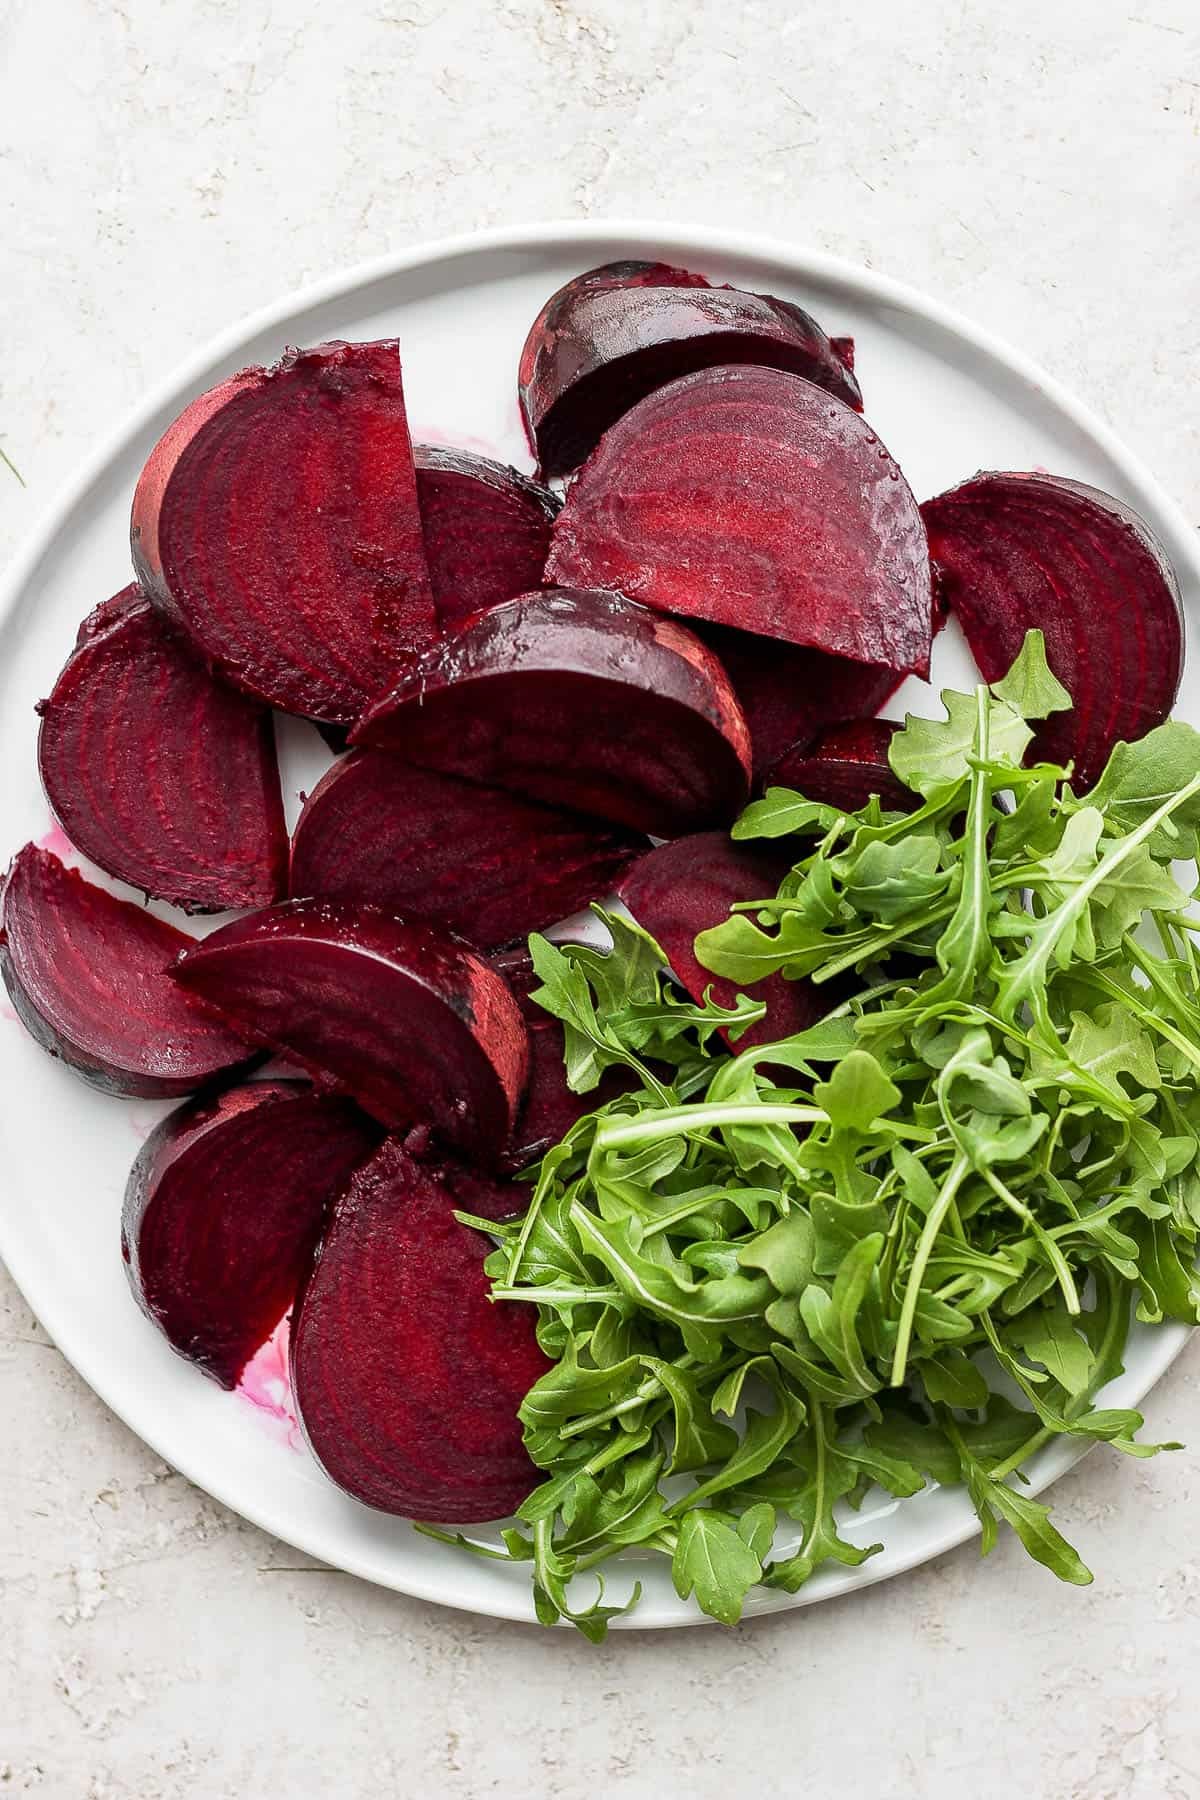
1 222 1197 1630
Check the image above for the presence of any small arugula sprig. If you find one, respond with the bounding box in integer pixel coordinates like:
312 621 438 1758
429 633 1200 1636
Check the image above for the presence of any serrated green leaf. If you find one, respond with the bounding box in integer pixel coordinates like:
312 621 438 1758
738 1210 816 1296
671 1510 764 1625
888 687 1032 798
813 1052 901 1133
990 628 1072 719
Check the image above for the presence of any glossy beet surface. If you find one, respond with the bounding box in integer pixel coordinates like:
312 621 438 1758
291 1138 549 1521
519 259 861 476
352 588 751 837
547 366 931 676
290 752 643 951
922 471 1183 786
617 833 826 1051
122 1081 381 1387
766 719 917 813
37 587 287 913
172 900 529 1160
414 446 559 632
491 943 634 1169
131 341 436 724
0 845 255 1097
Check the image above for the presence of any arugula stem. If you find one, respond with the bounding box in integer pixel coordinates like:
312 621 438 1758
974 1164 1081 1314
559 1376 664 1438
810 899 960 983
491 1284 626 1306
890 1153 970 1387
595 1103 934 1151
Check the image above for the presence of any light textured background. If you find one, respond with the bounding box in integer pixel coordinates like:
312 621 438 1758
3 1 1200 1794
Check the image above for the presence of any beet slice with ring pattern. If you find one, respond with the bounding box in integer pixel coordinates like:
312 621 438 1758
414 446 559 632
291 1137 549 1522
131 340 436 724
290 751 644 951
547 365 931 677
922 471 1183 786
122 1080 381 1388
37 586 287 913
0 845 256 1098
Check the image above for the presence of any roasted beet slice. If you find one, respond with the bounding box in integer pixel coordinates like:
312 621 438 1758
547 365 931 676
922 471 1183 786
491 944 634 1167
415 446 558 631
131 341 436 724
0 845 255 1097
699 624 906 784
767 719 916 813
290 752 642 951
173 900 529 1159
122 1080 381 1388
291 1137 548 1521
519 260 861 476
36 586 287 913
617 834 825 1051
353 588 750 836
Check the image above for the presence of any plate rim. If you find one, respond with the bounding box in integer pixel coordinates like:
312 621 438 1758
0 218 1194 1630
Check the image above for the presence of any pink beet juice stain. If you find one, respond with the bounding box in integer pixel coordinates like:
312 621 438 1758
237 1314 301 1448
37 822 78 864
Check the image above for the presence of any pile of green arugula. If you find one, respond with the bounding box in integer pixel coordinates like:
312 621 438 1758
427 632 1200 1637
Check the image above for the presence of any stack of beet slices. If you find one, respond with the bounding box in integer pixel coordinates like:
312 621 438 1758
1 258 1185 1530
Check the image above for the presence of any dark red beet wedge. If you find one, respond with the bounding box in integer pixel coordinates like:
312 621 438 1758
122 1081 381 1388
519 259 861 477
617 834 825 1051
415 446 559 632
699 624 906 784
172 900 529 1160
36 586 287 913
491 943 633 1168
0 845 255 1097
352 588 751 837
291 1137 549 1521
290 752 643 951
547 365 931 676
922 471 1183 786
766 719 917 813
131 341 436 724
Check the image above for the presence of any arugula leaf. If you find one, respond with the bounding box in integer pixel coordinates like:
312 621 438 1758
812 1050 901 1132
888 686 1032 797
738 1210 816 1295
1005 1300 1094 1396
732 792 842 840
672 1510 764 1625
989 628 1072 718
1083 720 1200 858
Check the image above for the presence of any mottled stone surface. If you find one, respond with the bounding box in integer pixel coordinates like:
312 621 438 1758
2 0 1200 1793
